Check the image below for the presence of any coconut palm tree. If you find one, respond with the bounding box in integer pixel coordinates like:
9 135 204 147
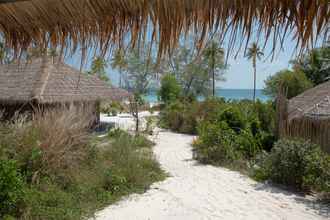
203 40 226 97
246 42 264 102
88 57 110 83
111 49 128 88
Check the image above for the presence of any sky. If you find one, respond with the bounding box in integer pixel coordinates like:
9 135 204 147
67 34 301 90
222 40 296 89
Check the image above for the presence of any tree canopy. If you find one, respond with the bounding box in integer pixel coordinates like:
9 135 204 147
264 69 313 99
292 44 330 85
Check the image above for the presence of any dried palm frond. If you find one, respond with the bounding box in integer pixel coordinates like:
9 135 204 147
0 0 329 60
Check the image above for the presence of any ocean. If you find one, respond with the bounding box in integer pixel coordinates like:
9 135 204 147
144 89 270 103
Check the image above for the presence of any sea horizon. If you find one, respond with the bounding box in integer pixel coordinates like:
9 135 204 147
144 88 270 103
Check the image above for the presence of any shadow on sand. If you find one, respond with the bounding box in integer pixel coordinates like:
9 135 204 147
255 182 330 218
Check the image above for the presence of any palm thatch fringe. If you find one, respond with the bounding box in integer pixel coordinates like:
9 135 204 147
0 0 329 60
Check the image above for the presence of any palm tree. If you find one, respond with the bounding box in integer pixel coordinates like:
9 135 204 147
111 49 128 88
88 57 110 83
246 42 264 102
203 40 225 97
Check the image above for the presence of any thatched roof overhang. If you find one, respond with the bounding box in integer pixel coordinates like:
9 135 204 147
0 0 329 59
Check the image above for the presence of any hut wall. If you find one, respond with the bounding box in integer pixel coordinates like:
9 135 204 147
280 117 330 153
0 101 99 127
0 103 35 120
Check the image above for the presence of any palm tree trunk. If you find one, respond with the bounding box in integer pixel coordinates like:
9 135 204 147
212 48 215 97
253 57 257 102
119 68 122 88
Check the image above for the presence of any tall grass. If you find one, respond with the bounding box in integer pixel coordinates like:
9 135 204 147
0 108 165 219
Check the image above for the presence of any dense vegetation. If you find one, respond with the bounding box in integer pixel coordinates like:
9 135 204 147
253 139 330 192
0 109 165 220
160 97 330 195
158 60 330 196
264 69 313 99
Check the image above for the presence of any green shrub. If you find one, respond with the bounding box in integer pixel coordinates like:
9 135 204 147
217 106 246 134
0 110 165 219
235 129 260 159
193 121 241 165
159 100 199 134
253 139 330 192
158 74 182 104
0 159 24 218
264 69 313 99
103 131 165 193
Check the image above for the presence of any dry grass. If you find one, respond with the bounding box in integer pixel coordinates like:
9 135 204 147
2 107 95 182
0 107 165 219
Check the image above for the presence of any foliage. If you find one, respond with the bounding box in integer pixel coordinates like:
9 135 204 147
264 69 313 99
103 130 164 193
292 44 330 85
159 100 199 134
202 40 226 96
165 42 226 98
246 42 264 101
160 98 277 172
101 101 125 116
0 160 24 218
111 48 128 88
216 106 246 134
0 110 164 219
87 57 110 82
125 47 157 95
193 121 242 165
115 45 158 133
253 139 330 192
157 74 182 104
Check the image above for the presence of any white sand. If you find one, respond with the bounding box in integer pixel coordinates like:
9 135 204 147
94 130 329 220
100 112 158 131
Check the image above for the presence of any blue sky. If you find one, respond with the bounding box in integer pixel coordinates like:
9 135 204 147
223 40 296 89
67 34 300 90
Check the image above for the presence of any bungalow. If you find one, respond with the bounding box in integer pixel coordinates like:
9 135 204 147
288 80 330 120
0 56 130 122
280 80 330 152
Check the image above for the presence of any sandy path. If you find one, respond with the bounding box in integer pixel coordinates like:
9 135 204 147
95 131 329 220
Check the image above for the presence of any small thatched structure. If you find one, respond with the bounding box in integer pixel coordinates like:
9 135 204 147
0 0 329 59
288 80 330 120
0 56 130 121
279 81 330 153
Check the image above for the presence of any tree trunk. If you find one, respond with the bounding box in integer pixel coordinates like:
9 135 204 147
212 51 215 97
253 57 257 102
135 110 139 134
119 68 122 88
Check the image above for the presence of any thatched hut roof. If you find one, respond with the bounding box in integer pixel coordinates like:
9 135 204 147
288 80 330 120
0 0 329 59
0 57 130 104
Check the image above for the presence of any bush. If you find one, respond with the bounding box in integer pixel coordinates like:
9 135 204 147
0 108 92 184
216 106 245 134
193 121 242 165
0 159 24 218
103 130 164 193
158 74 182 104
264 69 313 99
159 101 198 134
253 139 330 192
0 109 165 219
